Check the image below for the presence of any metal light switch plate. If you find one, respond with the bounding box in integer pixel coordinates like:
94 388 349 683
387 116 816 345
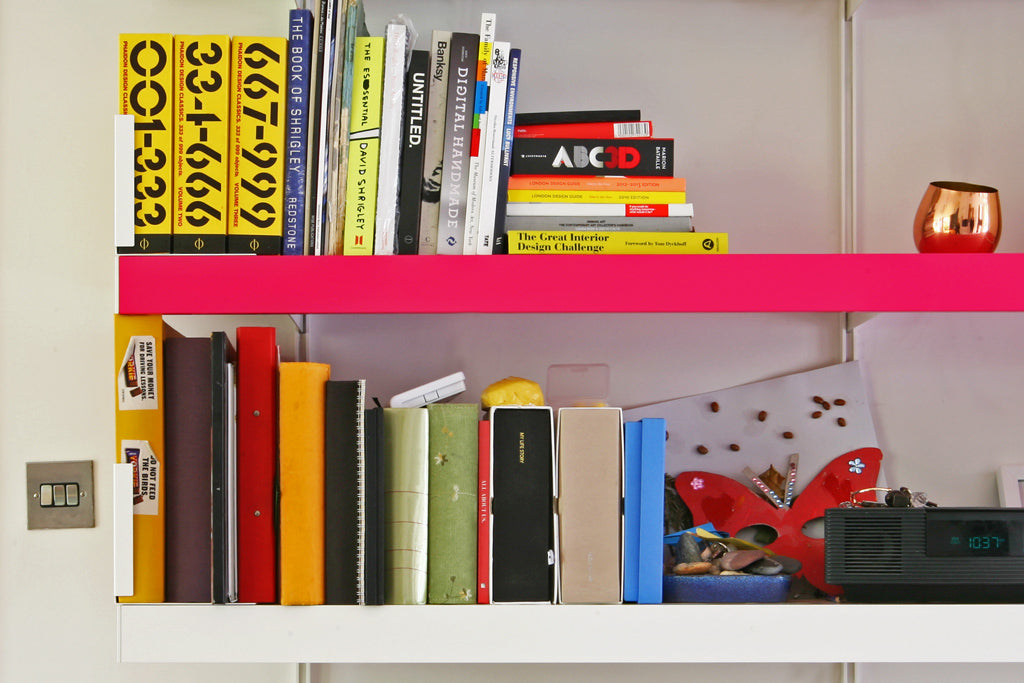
26 460 95 529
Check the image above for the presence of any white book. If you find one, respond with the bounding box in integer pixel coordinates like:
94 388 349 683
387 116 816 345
506 202 694 217
462 13 497 254
476 41 511 254
374 22 409 255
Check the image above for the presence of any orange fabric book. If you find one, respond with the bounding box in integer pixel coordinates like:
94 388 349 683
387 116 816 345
278 361 331 605
114 314 177 603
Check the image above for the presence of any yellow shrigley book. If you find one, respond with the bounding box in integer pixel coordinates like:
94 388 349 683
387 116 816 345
507 189 686 204
173 35 231 253
278 362 331 605
119 34 174 253
508 231 728 254
229 37 288 254
342 35 385 255
114 314 177 603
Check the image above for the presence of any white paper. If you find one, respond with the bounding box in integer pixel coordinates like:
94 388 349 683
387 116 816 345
623 361 881 493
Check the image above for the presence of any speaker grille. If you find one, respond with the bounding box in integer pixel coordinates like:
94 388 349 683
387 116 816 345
825 508 924 581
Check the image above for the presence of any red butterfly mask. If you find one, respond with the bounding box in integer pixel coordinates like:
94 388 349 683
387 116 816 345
674 447 883 595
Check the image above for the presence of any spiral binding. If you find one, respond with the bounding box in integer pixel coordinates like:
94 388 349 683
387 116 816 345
355 379 366 604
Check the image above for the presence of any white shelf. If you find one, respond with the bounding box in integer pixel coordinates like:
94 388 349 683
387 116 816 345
117 603 1024 663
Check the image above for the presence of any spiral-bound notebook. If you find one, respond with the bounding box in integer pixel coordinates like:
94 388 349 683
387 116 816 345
324 379 366 605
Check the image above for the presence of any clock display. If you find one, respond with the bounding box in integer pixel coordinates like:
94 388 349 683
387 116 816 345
926 519 1022 557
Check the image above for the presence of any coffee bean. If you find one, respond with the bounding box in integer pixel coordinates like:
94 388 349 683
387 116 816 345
783 431 794 439
711 401 720 413
812 411 822 419
837 417 847 427
729 443 740 451
697 445 709 455
758 410 768 422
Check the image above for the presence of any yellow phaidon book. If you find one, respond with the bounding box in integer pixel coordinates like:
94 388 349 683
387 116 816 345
343 35 385 255
508 230 728 255
229 36 288 254
173 35 231 254
119 34 174 254
114 314 177 603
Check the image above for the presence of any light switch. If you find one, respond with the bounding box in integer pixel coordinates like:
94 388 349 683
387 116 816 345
26 461 94 529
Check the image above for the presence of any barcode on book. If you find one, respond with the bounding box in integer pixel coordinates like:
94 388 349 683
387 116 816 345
613 122 651 138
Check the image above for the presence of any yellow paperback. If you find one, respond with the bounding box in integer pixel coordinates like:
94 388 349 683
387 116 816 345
508 230 728 255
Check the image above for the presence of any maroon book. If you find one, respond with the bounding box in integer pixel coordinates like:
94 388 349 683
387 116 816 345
164 336 213 603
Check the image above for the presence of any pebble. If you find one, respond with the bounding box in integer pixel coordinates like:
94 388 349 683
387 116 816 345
675 533 703 564
673 562 713 575
718 549 766 571
773 555 803 574
746 557 784 575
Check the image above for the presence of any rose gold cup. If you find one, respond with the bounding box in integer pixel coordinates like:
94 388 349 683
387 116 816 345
913 181 1001 253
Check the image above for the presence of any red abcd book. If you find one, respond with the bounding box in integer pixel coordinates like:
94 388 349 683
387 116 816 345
477 418 490 604
235 326 279 603
514 120 653 139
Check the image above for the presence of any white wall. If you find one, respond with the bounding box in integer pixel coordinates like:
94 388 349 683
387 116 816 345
2 0 1022 681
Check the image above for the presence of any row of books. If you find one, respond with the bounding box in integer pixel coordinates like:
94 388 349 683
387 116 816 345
113 314 670 605
119 3 726 256
118 33 289 254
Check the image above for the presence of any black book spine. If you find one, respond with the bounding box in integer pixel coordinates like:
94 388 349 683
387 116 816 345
395 50 430 254
363 404 386 605
514 109 641 126
324 380 361 605
490 407 555 603
510 138 674 177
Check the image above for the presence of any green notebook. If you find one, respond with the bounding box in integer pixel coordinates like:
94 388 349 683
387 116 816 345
426 403 480 603
383 407 429 604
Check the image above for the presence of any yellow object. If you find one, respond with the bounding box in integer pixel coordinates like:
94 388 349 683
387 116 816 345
507 189 686 204
343 36 385 255
173 35 231 253
692 527 776 556
481 377 545 408
508 231 727 255
279 362 331 605
229 36 288 254
119 34 174 253
114 314 177 602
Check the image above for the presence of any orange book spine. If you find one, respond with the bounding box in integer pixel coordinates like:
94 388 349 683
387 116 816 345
278 361 331 605
114 314 174 603
507 175 686 193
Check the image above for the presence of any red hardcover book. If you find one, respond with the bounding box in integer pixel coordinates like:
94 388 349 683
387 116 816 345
514 120 653 139
235 326 279 603
477 418 490 604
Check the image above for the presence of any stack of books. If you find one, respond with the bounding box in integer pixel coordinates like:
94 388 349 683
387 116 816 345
503 109 725 254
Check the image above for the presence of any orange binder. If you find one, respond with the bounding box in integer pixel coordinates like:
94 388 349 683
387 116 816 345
278 361 331 605
114 314 177 603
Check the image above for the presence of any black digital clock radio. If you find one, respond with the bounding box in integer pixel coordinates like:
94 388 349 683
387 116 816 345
824 507 1024 602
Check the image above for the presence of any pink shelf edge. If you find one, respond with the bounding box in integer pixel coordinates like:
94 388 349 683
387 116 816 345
116 253 1024 315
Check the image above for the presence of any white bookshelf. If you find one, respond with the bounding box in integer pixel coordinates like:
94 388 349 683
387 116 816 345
117 603 1024 663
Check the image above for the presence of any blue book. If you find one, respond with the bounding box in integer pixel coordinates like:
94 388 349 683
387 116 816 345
622 420 642 602
638 418 666 604
284 8 313 255
491 47 521 254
